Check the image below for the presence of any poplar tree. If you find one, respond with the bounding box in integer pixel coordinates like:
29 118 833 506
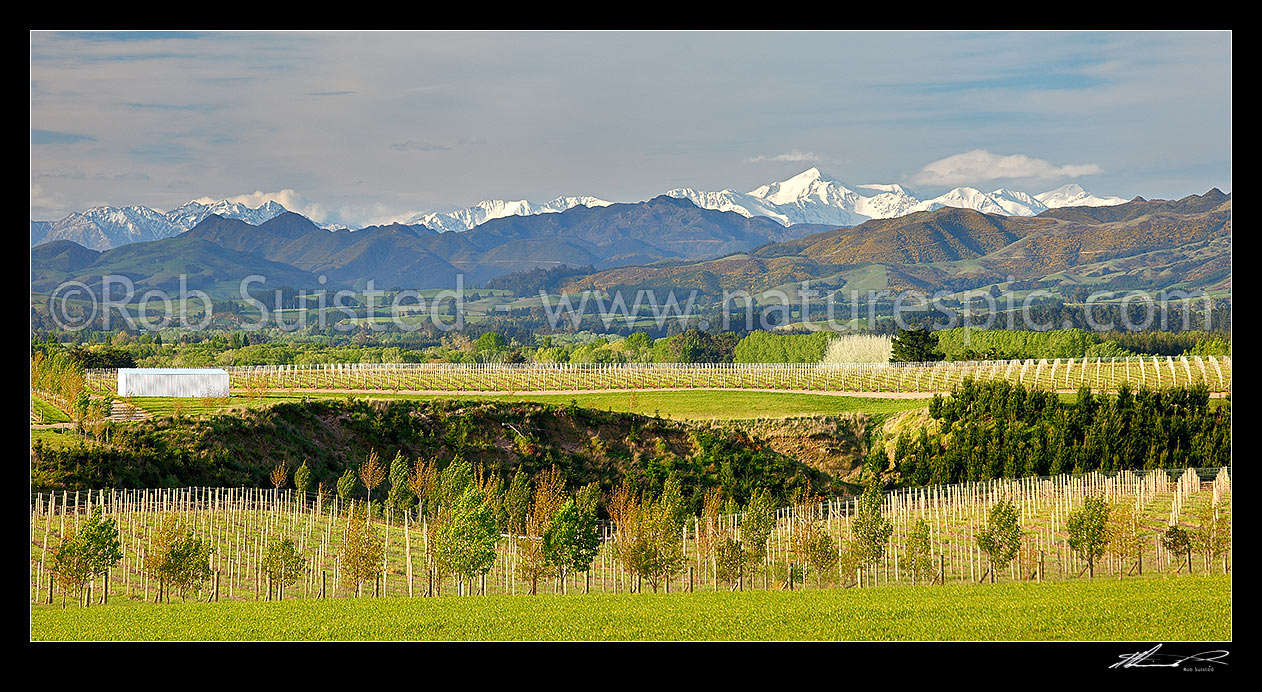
1067 494 1110 578
976 499 1023 583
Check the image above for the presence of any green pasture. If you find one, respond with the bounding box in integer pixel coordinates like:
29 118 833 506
30 396 71 424
30 574 1230 641
124 390 932 421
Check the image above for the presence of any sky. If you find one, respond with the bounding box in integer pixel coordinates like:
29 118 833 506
30 30 1231 227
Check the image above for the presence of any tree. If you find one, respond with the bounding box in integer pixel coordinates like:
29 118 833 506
294 460 312 497
514 467 566 594
1067 494 1110 578
49 507 123 607
1161 525 1193 573
1107 501 1146 577
714 533 745 590
902 519 934 585
475 331 507 352
263 538 306 599
435 487 500 593
146 515 214 602
338 502 383 596
270 461 288 490
740 490 777 584
610 478 686 593
1191 501 1231 574
543 494 601 586
851 481 893 578
408 457 438 517
360 449 387 506
976 498 1023 583
891 327 944 363
636 493 686 593
337 467 359 505
386 451 415 514
789 490 837 588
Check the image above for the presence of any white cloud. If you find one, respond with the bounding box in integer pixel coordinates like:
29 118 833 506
745 150 821 164
193 189 330 223
909 149 1103 187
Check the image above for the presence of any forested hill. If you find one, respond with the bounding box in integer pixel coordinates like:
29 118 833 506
30 398 831 514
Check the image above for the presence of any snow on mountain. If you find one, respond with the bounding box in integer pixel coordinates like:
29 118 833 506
405 195 612 232
39 205 185 251
663 188 793 225
32 199 299 249
1034 183 1128 208
165 199 289 229
670 168 921 227
30 174 1131 251
672 169 1126 226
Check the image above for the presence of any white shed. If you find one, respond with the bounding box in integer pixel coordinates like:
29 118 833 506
117 368 231 398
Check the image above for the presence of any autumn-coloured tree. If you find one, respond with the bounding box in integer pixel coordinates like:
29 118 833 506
696 487 722 582
516 467 566 594
1107 500 1146 577
360 449 387 506
789 490 838 588
145 514 214 602
1191 501 1231 573
408 457 438 517
270 461 289 490
339 502 383 596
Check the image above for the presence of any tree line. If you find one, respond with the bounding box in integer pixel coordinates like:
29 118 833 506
892 379 1230 486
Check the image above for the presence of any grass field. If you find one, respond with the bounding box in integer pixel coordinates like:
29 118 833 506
30 574 1230 641
30 395 71 424
125 390 934 421
29 428 93 450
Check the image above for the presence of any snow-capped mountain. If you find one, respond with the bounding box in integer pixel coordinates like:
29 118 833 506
38 205 186 251
165 199 289 230
405 195 612 232
33 199 295 250
670 168 1126 227
31 172 1132 251
668 168 922 228
1034 183 1128 208
911 187 1048 216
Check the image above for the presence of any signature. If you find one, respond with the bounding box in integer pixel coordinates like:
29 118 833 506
1111 644 1229 669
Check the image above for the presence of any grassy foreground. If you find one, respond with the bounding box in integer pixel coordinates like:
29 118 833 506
129 390 931 420
31 575 1229 641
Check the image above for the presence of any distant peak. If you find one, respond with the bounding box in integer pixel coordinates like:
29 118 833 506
783 167 830 184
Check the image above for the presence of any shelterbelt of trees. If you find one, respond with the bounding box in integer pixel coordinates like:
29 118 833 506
32 325 1231 371
890 380 1230 487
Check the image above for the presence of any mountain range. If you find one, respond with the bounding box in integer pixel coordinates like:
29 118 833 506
30 196 836 294
30 199 293 251
562 189 1231 298
30 168 1130 251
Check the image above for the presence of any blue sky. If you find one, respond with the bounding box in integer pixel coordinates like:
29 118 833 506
30 30 1231 226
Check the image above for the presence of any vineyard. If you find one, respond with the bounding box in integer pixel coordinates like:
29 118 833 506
30 466 1231 607
83 356 1233 395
